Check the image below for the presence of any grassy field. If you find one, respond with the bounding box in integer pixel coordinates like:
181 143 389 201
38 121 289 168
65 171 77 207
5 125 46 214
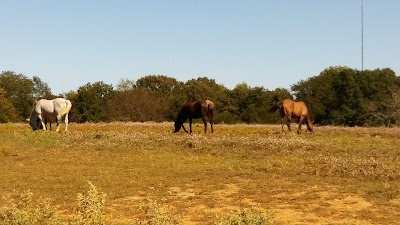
0 122 399 224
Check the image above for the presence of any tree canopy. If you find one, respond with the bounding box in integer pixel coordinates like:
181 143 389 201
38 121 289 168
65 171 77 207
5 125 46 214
1 67 399 126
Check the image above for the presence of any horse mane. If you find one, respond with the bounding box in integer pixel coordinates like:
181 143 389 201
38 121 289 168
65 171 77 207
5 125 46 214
29 107 38 122
268 100 283 113
306 110 311 119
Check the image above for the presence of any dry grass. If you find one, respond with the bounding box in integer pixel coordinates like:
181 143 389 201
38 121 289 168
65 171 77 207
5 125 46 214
0 122 400 224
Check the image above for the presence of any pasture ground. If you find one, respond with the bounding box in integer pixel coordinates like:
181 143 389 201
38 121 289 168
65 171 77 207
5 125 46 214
0 122 399 224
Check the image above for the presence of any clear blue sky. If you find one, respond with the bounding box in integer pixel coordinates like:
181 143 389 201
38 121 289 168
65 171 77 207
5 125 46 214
1 0 399 95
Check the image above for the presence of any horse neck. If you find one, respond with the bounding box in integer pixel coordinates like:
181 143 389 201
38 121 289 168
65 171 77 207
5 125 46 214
305 113 313 127
29 109 39 129
30 108 38 120
177 111 186 122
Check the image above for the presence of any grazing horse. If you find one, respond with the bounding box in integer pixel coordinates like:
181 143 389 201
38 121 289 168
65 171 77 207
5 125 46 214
269 99 314 134
29 98 72 132
174 100 214 134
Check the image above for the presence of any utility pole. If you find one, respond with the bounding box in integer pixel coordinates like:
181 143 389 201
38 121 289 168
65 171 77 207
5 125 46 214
361 0 364 72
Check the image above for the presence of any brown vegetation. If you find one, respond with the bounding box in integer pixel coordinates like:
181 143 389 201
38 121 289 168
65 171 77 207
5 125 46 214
0 123 399 224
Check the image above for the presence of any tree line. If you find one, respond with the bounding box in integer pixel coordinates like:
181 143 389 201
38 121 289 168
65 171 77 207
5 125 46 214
1 66 399 126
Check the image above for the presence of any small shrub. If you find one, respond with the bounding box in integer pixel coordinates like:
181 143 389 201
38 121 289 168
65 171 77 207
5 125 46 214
214 207 274 225
136 200 182 225
0 190 60 225
76 182 107 225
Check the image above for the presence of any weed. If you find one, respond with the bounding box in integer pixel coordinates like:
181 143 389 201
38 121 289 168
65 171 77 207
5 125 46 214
135 199 182 225
214 207 274 225
0 190 60 225
76 182 107 225
1 123 400 224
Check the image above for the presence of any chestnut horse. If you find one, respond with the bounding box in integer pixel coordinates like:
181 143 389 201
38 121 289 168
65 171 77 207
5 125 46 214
174 100 214 134
269 99 313 134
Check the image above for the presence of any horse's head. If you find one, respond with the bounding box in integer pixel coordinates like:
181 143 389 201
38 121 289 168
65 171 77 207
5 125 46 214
29 116 42 131
173 119 181 133
29 108 43 131
306 119 314 133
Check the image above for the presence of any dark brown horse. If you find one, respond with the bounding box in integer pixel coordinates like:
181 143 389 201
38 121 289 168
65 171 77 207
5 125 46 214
174 100 214 134
269 99 314 134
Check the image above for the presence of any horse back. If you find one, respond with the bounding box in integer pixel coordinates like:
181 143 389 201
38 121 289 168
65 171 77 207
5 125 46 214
179 100 212 119
35 99 55 115
281 99 309 118
35 98 71 116
294 101 308 117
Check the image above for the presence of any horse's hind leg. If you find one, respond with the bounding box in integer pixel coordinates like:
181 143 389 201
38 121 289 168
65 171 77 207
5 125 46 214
64 113 69 131
209 117 214 133
181 123 188 133
56 114 62 132
189 118 193 134
202 116 208 134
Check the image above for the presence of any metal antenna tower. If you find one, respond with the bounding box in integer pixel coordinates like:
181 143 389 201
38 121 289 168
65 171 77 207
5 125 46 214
361 0 364 71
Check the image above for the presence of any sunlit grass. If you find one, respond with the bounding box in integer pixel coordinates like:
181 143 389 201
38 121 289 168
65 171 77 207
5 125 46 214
1 122 400 224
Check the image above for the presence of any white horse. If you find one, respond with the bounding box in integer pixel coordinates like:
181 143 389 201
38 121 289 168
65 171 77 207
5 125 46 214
29 98 72 132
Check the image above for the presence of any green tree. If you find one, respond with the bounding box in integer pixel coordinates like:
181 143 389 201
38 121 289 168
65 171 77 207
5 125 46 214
106 90 168 122
136 75 184 96
32 76 53 99
367 86 400 127
272 88 292 101
292 67 343 125
64 90 79 122
331 69 365 126
73 82 114 122
132 75 186 120
0 71 34 121
229 83 251 120
229 83 277 123
0 88 18 122
183 77 231 123
292 66 400 126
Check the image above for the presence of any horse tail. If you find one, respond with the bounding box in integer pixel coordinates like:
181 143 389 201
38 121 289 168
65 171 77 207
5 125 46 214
205 100 214 111
60 100 72 116
268 101 283 113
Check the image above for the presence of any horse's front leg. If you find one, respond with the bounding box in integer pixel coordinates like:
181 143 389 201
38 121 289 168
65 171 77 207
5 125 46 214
181 122 188 133
189 118 193 134
281 117 285 132
38 114 46 130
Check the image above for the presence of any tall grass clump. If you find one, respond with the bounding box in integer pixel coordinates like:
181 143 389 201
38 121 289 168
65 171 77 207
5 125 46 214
214 207 274 225
136 200 182 225
76 182 107 225
0 190 60 225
